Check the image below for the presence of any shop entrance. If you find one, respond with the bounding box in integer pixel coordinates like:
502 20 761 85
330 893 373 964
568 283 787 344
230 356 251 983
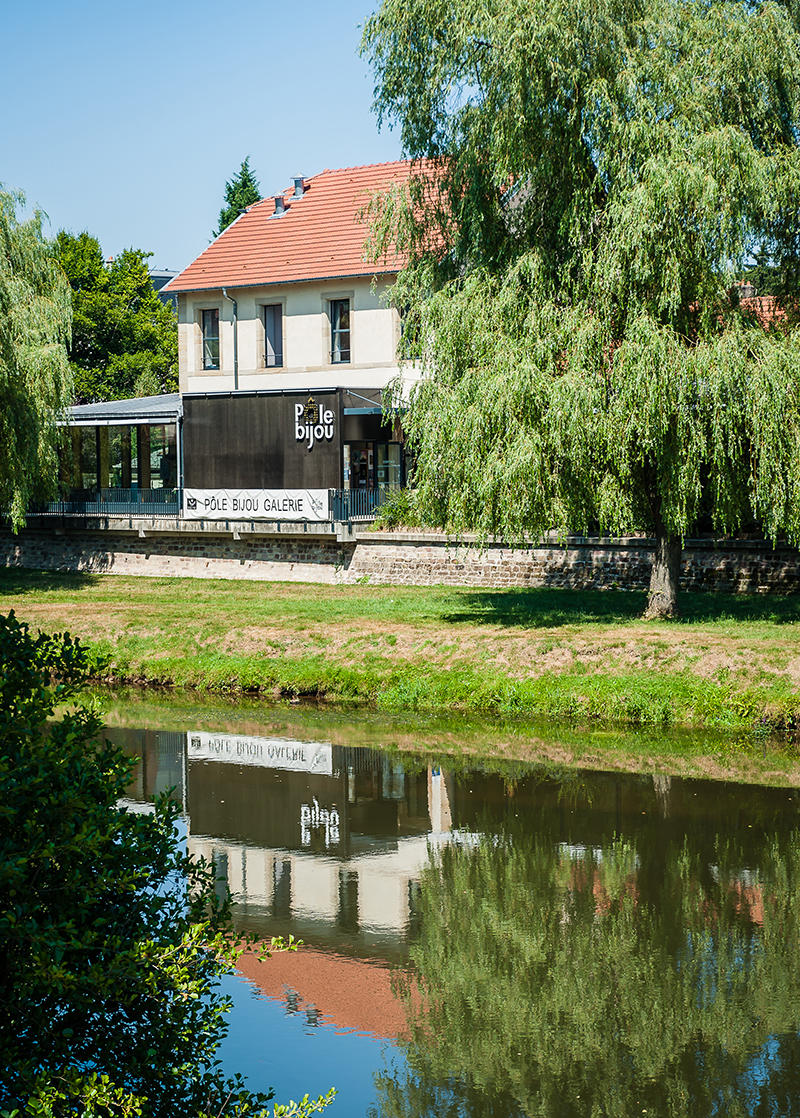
343 442 402 490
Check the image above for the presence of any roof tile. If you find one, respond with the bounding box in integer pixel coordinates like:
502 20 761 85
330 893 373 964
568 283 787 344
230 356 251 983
165 161 413 293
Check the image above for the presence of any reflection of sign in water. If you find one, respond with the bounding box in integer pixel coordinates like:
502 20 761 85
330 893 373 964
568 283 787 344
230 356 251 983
300 797 340 848
188 732 332 774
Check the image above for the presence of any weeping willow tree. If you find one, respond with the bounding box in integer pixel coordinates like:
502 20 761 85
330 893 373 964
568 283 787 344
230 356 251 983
362 0 800 617
373 832 800 1118
0 189 72 529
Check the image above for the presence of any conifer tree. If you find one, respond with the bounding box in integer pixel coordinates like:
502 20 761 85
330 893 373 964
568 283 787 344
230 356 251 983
363 0 800 617
0 189 72 529
216 157 261 236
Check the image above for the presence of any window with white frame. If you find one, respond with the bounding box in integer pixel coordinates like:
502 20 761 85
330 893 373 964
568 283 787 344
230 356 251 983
263 304 283 367
330 299 350 364
201 309 220 370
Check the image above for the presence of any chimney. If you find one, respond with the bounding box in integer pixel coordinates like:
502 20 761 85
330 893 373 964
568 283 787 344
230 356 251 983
292 176 305 198
272 195 287 217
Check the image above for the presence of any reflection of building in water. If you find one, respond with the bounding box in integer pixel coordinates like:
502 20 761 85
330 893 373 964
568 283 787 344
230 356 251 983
109 726 443 957
185 738 439 956
114 728 186 813
110 724 800 958
189 831 430 955
235 946 416 1039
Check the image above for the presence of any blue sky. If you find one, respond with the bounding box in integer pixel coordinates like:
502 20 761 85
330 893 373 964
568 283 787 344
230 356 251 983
2 0 401 272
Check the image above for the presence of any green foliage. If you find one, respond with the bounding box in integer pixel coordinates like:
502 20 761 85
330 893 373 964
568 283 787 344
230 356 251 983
379 828 800 1117
370 487 423 530
742 249 785 297
56 231 178 403
362 0 800 611
272 1091 338 1118
398 286 800 548
0 611 335 1118
0 189 72 529
216 158 261 237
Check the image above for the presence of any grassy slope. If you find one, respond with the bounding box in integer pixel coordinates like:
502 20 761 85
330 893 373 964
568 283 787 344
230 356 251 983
3 568 800 728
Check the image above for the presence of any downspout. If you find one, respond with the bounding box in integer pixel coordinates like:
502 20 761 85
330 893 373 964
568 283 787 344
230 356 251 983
176 399 184 494
222 288 238 391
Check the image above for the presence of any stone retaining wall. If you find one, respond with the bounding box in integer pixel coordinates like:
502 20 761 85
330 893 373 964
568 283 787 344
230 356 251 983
1 522 799 594
344 534 800 593
0 525 347 584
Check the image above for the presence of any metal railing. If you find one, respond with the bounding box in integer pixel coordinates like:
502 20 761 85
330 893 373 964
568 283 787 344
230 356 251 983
329 487 400 522
26 487 400 523
29 488 181 518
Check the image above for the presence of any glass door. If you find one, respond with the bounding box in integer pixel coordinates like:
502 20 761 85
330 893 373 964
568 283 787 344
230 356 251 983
344 443 373 488
375 443 402 488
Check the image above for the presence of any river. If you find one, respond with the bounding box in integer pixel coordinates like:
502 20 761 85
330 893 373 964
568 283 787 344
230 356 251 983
108 696 800 1117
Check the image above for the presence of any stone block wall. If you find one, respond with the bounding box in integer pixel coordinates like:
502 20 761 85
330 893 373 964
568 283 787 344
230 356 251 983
0 526 348 584
1 522 799 594
341 533 800 593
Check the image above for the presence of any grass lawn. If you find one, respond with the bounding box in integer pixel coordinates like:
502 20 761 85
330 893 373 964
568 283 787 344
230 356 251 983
3 567 800 728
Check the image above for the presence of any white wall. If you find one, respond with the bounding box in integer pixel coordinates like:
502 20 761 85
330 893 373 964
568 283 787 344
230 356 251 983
177 278 419 394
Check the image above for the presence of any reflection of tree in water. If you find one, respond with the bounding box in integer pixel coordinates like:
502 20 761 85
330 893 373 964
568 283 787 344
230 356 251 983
371 829 800 1118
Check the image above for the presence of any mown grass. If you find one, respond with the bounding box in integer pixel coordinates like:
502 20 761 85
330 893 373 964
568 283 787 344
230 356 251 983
3 567 800 729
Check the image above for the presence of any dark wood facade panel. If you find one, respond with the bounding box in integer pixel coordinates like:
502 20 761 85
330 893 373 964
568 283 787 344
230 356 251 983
183 391 343 490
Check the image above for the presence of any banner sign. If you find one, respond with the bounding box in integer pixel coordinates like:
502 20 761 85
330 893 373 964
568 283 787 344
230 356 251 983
188 732 333 775
183 488 329 521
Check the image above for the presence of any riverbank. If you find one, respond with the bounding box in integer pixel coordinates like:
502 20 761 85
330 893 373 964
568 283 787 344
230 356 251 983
4 567 800 730
100 690 800 787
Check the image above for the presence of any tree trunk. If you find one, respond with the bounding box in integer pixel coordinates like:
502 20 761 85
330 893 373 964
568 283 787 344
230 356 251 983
644 521 682 619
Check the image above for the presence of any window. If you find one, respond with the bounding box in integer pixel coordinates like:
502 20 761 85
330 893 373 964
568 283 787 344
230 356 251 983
330 299 350 364
263 304 283 367
201 309 219 370
149 424 178 489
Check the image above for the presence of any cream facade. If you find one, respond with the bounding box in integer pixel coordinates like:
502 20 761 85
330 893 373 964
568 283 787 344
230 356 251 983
177 276 418 395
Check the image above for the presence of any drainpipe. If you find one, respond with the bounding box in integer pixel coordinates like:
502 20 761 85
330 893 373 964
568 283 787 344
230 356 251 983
222 287 238 391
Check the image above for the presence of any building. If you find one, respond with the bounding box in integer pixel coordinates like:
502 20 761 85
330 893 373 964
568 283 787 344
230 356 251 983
166 161 414 397
163 160 418 505
149 269 179 310
54 161 418 524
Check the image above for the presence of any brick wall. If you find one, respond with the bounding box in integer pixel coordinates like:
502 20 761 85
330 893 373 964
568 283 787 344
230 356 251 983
1 523 799 593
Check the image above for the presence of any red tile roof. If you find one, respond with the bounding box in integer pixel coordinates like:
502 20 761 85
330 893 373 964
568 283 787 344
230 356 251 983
165 161 413 293
237 947 421 1040
740 295 787 328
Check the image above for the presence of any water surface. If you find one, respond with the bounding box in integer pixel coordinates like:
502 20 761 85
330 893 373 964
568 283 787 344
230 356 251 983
111 701 800 1117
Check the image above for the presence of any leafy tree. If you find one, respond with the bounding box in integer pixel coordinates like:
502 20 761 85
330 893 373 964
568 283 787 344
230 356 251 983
0 189 72 529
0 610 335 1118
742 250 784 298
216 157 261 237
362 0 800 617
375 826 800 1118
56 230 178 403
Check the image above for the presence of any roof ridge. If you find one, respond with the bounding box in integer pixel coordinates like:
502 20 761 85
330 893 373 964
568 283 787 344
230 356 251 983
259 160 411 201
314 159 412 176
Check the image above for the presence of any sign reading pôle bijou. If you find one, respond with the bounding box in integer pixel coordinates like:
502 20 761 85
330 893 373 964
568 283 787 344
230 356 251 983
295 398 335 450
183 488 329 521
